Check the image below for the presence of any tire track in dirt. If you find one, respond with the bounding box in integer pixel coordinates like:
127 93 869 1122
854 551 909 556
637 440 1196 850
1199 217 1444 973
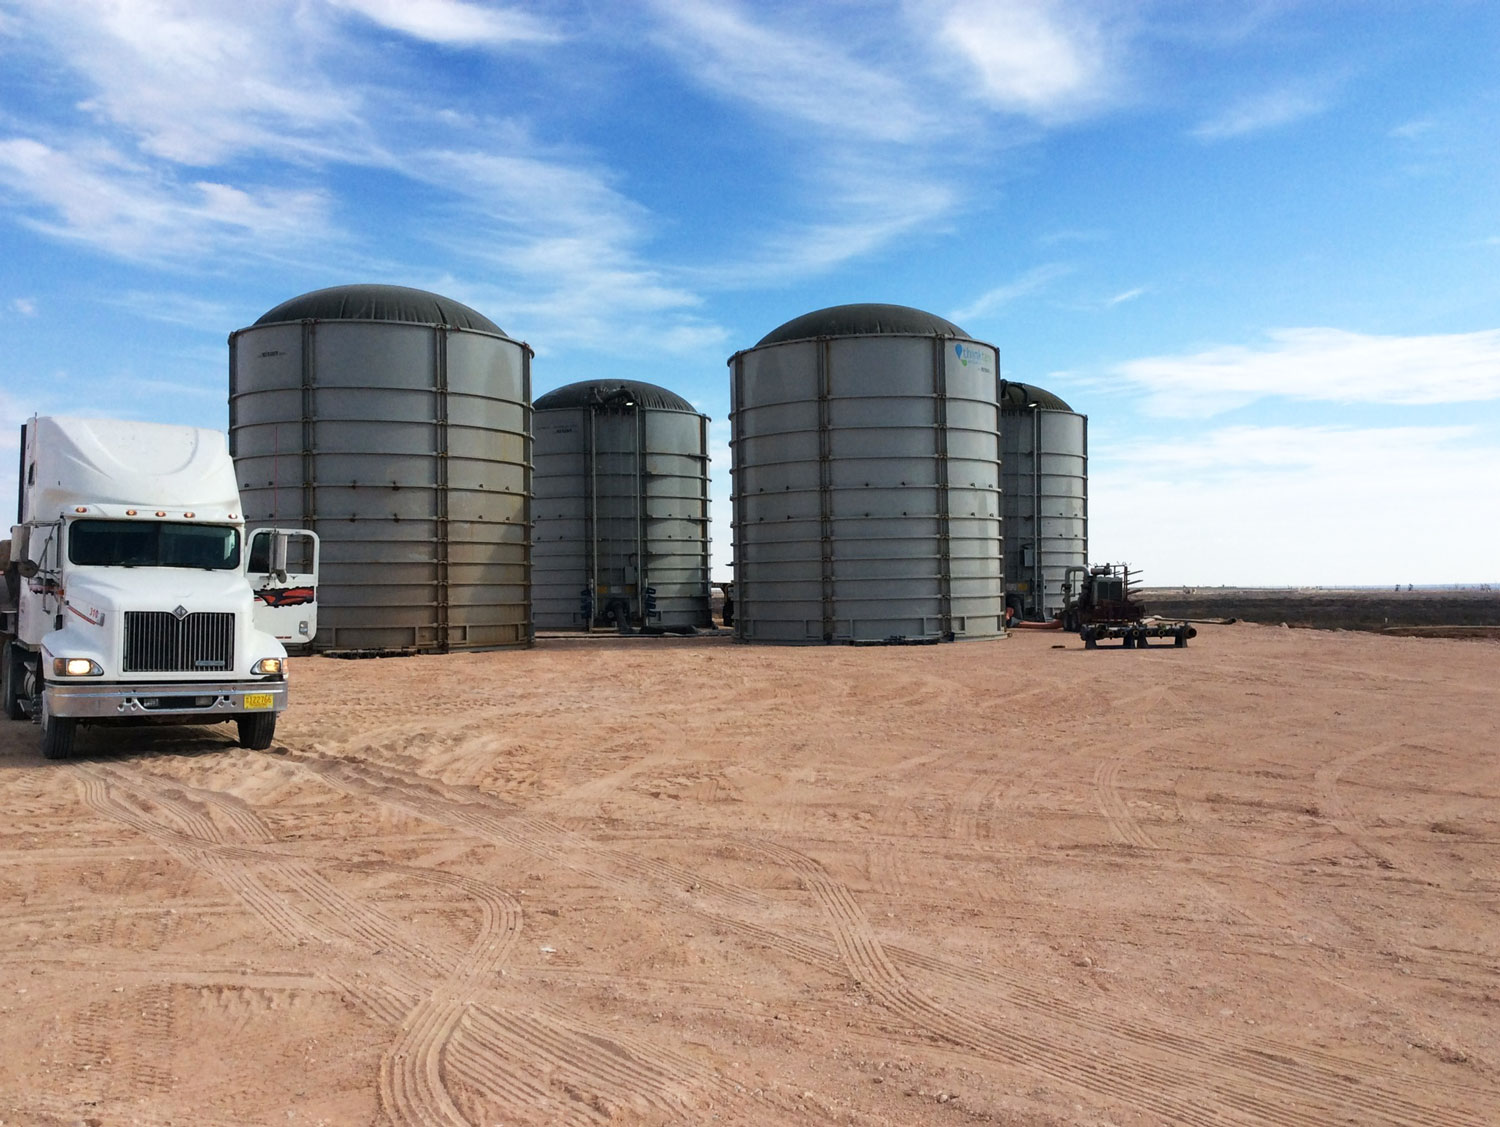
277 744 1491 1125
8 1090 245 1127
749 837 1250 1123
285 746 844 976
284 747 762 910
75 767 416 1028
272 750 792 1120
85 764 450 993
76 762 575 1121
75 771 331 956
1093 752 1159 850
1313 739 1496 896
1081 745 1493 1121
378 869 523 1127
753 837 1488 1127
891 939 1500 1117
456 1007 716 1123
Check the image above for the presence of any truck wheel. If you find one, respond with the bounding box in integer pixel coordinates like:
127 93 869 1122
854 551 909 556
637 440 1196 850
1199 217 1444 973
41 712 77 760
237 712 277 750
2 644 24 721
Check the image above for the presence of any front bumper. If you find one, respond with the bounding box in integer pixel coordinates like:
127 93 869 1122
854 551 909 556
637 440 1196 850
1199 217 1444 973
45 679 288 719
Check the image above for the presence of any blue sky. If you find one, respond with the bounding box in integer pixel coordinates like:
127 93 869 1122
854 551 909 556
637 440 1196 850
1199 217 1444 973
2 0 1497 585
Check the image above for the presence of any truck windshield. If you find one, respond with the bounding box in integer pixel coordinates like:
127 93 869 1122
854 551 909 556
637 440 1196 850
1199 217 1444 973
68 520 241 570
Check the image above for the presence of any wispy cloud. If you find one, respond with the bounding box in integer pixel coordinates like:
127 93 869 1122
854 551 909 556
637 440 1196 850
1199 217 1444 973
648 0 934 143
932 0 1116 122
11 298 37 316
1091 424 1500 584
1191 82 1331 141
0 4 714 347
406 146 724 350
326 0 560 46
112 290 242 331
723 171 958 284
1104 285 1145 307
1110 327 1500 416
952 263 1071 322
0 138 337 264
1389 118 1437 140
5 0 372 167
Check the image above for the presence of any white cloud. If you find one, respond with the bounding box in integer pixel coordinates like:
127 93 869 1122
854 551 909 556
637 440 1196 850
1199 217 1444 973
732 174 957 283
407 147 725 350
11 298 37 317
648 0 935 143
6 0 371 166
0 138 336 264
1104 285 1145 307
1090 424 1500 585
112 290 241 331
1111 327 1500 416
1191 83 1330 141
326 0 559 46
952 263 1071 322
932 0 1114 122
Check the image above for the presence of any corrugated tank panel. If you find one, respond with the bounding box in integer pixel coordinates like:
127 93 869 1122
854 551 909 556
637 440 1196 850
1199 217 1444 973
730 330 1004 644
531 385 711 631
229 317 533 653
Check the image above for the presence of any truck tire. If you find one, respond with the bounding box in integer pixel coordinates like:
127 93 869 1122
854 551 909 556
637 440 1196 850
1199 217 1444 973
41 711 77 760
2 643 24 721
237 712 277 750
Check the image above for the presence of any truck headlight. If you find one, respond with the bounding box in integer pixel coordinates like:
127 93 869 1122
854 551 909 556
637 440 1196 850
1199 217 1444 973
53 658 104 677
251 658 283 675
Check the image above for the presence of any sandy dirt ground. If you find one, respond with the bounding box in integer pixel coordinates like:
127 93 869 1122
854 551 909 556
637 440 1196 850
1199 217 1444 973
1 623 1497 1126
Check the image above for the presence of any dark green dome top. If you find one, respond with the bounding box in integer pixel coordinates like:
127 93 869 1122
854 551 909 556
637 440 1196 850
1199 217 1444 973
254 284 505 334
755 303 968 347
534 379 698 413
999 381 1073 412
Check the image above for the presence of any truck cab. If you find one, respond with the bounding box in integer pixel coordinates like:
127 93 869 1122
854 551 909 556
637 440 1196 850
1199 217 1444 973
1 416 317 758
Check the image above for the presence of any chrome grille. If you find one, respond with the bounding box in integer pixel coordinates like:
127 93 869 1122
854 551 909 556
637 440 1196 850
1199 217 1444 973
123 611 235 673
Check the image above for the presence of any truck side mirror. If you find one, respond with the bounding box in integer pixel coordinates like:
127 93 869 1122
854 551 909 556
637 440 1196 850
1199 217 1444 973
270 532 289 583
18 559 39 579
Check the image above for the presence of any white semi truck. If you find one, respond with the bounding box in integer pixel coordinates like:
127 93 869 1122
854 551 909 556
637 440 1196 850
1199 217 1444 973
1 416 318 759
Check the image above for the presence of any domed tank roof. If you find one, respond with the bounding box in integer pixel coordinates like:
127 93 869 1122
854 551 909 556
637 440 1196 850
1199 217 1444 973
254 284 506 335
999 380 1073 412
534 379 697 413
755 303 968 347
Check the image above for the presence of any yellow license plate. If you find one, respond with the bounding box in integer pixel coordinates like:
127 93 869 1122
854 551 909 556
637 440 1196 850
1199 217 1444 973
243 693 274 710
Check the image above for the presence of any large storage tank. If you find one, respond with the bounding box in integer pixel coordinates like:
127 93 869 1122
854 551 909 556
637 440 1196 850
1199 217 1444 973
729 304 1005 644
229 284 533 653
531 380 711 631
999 381 1087 621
